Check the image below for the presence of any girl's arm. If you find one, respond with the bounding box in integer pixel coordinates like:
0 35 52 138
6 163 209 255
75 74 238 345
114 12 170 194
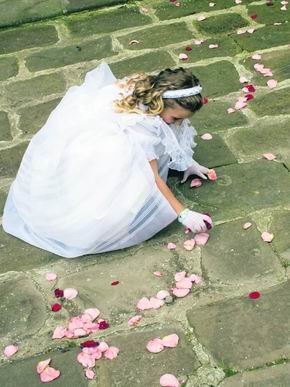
149 159 185 215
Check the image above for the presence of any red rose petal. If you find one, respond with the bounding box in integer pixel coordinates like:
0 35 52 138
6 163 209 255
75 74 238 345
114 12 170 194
202 97 209 104
80 340 100 348
99 320 110 330
51 303 62 312
249 291 261 299
244 94 254 101
54 288 64 298
111 281 120 286
245 84 256 93
250 14 257 20
185 46 192 51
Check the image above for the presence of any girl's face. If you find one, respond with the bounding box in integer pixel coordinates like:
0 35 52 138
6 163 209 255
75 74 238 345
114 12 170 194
160 104 192 125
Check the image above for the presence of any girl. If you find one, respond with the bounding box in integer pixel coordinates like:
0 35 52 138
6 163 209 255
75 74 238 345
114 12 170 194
2 62 212 258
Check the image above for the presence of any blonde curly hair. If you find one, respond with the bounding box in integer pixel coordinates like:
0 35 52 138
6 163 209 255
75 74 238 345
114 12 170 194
114 67 203 116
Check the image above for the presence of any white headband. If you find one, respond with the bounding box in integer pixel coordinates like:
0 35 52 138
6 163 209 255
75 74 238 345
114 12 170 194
162 85 202 99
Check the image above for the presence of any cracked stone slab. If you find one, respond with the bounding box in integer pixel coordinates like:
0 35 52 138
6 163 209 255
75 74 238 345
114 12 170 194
250 87 290 117
270 210 290 264
194 13 248 35
201 218 284 285
0 111 12 141
0 272 47 340
96 326 199 386
187 281 290 370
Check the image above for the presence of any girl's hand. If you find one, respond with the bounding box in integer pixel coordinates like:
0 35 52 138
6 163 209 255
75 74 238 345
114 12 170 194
181 160 209 183
178 209 213 233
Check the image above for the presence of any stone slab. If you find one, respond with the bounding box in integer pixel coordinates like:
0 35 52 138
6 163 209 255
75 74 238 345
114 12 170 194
0 142 29 177
25 36 114 72
63 0 130 13
192 100 248 133
0 57 18 81
0 349 87 387
0 111 12 141
193 134 237 169
18 99 61 135
175 160 290 222
195 13 248 35
0 24 58 55
271 210 290 263
66 6 151 37
221 363 290 387
227 117 290 158
189 61 241 98
201 218 283 284
174 37 241 64
251 87 290 117
118 22 193 50
187 281 290 369
0 227 59 274
0 190 6 214
96 326 199 386
6 73 66 107
233 23 290 51
247 3 290 25
110 51 175 78
0 273 46 339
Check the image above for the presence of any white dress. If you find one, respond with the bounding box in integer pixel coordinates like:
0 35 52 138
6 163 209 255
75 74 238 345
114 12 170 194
2 63 197 258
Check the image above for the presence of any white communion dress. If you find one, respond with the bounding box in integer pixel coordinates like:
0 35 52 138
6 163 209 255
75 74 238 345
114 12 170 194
2 62 198 258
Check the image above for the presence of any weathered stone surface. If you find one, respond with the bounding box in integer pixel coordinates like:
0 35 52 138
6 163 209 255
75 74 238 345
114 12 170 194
176 160 290 221
187 281 290 369
195 13 248 35
6 73 66 107
25 36 114 72
251 87 290 117
63 0 130 13
271 210 290 263
0 190 6 213
0 227 59 274
0 142 29 177
0 349 87 387
18 99 61 135
110 51 175 78
192 100 248 133
0 57 18 81
247 3 290 25
0 24 58 55
96 326 199 386
66 6 151 37
0 273 46 339
174 37 241 63
233 23 290 51
221 363 290 386
118 22 193 50
58 246 177 323
189 61 241 98
0 111 12 141
193 134 237 169
201 219 283 284
241 49 290 86
227 117 290 158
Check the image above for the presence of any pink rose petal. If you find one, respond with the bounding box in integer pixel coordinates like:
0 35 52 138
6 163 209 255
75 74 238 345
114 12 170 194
4 345 19 358
201 133 212 140
97 342 109 353
52 326 67 339
261 232 274 242
178 53 188 61
209 2 215 7
176 278 192 289
160 373 180 387
149 297 165 309
85 369 95 380
77 352 95 368
243 222 252 230
188 274 202 284
167 242 176 250
247 28 255 34
162 334 179 348
267 79 278 89
174 271 186 282
137 297 151 310
46 272 57 281
37 359 51 374
251 53 261 60
172 288 190 298
235 100 247 110
190 178 202 188
146 338 164 353
104 346 119 360
194 232 210 246
193 39 204 45
128 315 142 326
84 308 100 320
235 0 242 3
209 44 219 49
63 288 78 300
263 153 276 161
227 107 235 114
154 271 163 277
207 169 217 181
239 76 248 83
183 239 196 251
40 366 60 383
156 290 170 300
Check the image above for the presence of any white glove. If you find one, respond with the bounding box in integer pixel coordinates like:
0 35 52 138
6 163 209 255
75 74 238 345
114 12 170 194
181 160 209 183
178 209 213 234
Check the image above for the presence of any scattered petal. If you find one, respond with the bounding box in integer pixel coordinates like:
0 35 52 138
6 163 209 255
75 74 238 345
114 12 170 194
249 291 261 299
128 39 140 46
237 28 247 34
190 178 202 188
209 44 219 49
243 84 256 93
227 107 235 114
207 169 217 181
137 297 151 310
111 280 120 286
193 39 204 45
99 320 110 330
39 366 60 383
80 340 99 348
4 345 19 358
250 14 257 20
201 133 213 140
37 359 51 374
183 239 196 251
194 232 210 246
197 15 206 21
160 373 180 387
235 100 247 110
77 352 95 368
185 46 192 51
202 96 209 104
243 222 252 230
235 0 242 3
244 94 254 101
247 28 256 34
162 334 179 348
52 326 67 339
128 315 142 326
267 79 278 89
149 297 165 309
146 338 164 353
281 5 287 10
174 271 186 282
263 153 276 161
156 290 170 300
154 271 163 277
46 272 57 281
54 288 64 298
239 76 248 83
209 2 216 7
189 274 202 284
252 53 261 60
63 288 78 300
176 277 193 289
167 242 177 250
84 308 100 320
51 303 62 312
85 369 95 380
261 232 274 242
104 346 119 360
172 288 190 298
178 53 188 61
98 342 109 352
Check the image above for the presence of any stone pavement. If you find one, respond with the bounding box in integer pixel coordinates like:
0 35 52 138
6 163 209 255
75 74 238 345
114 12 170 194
0 0 290 385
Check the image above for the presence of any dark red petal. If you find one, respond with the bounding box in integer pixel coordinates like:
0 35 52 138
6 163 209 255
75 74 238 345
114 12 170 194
245 94 254 101
185 46 192 51
250 14 257 20
246 84 256 93
202 97 209 105
249 291 261 299
99 320 110 330
80 340 99 348
51 303 62 312
111 281 120 286
54 288 64 298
